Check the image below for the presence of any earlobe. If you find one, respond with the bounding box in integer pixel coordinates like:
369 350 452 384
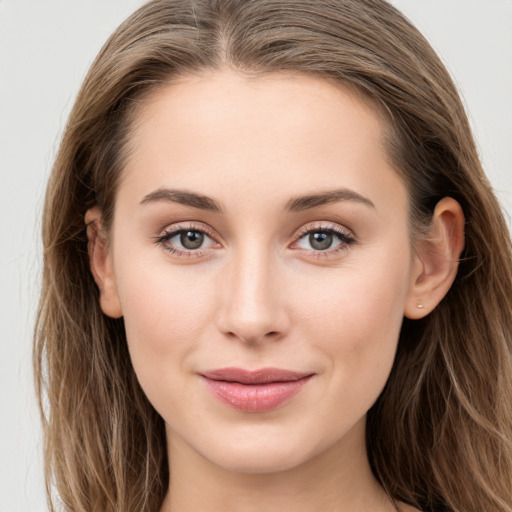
404 197 465 320
85 207 123 319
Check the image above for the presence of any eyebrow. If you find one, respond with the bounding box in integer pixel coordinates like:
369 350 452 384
140 188 223 213
284 188 375 212
139 186 375 213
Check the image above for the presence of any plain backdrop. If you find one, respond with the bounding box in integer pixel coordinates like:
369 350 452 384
1 1 511 510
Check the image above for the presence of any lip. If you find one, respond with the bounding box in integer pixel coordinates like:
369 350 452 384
200 367 315 413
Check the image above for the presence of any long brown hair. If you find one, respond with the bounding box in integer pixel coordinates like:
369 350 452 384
34 1 512 511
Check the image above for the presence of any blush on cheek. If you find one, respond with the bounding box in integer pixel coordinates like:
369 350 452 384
294 269 405 378
120 270 215 365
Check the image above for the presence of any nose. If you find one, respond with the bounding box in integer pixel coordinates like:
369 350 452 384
216 244 290 345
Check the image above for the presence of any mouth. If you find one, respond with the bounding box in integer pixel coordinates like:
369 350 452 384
199 367 315 413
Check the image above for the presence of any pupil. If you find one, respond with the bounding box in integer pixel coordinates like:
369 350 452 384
310 232 332 250
180 230 204 249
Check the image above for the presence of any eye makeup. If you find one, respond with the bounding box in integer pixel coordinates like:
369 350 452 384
153 220 357 260
291 222 357 259
154 221 219 258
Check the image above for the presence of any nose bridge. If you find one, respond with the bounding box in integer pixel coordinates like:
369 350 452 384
217 240 288 344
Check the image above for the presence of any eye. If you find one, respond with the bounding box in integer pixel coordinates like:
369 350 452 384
293 224 356 256
155 223 218 256
300 231 338 251
174 230 206 250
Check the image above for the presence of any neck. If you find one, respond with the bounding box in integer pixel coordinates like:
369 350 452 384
159 420 394 512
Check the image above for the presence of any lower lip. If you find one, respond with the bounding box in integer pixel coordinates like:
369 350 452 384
202 376 313 413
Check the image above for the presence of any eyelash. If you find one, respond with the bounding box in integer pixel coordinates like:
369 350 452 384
293 223 356 258
154 222 218 258
154 222 356 259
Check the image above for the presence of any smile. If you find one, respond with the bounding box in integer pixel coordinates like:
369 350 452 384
200 367 315 413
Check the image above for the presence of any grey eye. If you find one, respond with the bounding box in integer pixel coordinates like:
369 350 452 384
179 230 204 249
296 227 351 253
309 232 333 250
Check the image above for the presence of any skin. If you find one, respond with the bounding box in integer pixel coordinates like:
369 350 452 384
87 70 464 512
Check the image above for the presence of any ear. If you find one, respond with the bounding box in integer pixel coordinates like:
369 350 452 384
85 206 123 318
404 197 465 319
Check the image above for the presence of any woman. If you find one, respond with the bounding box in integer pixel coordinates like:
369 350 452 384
34 1 512 511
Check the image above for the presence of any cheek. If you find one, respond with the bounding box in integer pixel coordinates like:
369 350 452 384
117 257 210 340
291 251 410 387
113 256 214 388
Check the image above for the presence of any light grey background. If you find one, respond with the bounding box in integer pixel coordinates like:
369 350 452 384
1 1 510 510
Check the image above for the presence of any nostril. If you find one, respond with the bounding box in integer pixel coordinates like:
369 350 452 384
225 329 282 345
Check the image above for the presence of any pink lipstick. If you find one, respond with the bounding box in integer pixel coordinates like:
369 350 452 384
200 367 314 413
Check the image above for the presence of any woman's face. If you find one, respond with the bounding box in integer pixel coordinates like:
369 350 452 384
101 71 418 473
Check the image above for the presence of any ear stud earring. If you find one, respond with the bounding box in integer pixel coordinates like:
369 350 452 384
417 303 425 309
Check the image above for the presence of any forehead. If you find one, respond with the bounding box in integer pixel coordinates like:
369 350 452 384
119 70 406 217
129 70 386 151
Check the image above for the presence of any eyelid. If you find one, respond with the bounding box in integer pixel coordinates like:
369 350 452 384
153 220 357 259
290 221 357 258
154 221 220 257
294 222 355 240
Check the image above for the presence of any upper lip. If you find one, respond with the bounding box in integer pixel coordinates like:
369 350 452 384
200 367 314 384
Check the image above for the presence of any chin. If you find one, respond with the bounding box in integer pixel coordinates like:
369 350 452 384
188 422 340 476
206 443 312 475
